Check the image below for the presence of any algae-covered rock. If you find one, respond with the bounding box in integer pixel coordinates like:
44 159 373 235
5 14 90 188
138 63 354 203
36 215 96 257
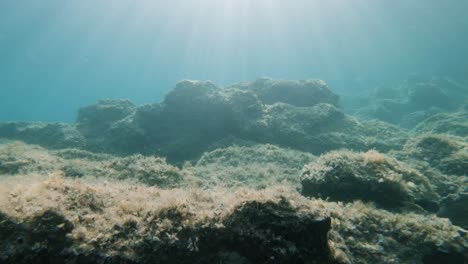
0 122 85 149
0 79 410 162
189 144 315 188
438 190 468 229
0 177 336 264
229 77 339 107
0 142 60 175
152 81 264 161
401 134 468 176
328 200 468 263
350 76 468 128
0 142 186 188
0 210 74 263
68 79 356 161
253 103 408 155
84 80 265 161
0 175 466 264
103 155 186 188
60 154 187 188
221 199 332 264
414 108 468 137
301 150 439 211
256 103 356 153
76 99 135 135
76 99 136 152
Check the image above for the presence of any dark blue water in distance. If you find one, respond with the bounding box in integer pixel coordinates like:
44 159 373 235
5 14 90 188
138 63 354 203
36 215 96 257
0 0 467 122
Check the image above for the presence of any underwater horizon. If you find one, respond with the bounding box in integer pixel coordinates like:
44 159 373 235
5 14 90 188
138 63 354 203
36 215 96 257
0 1 467 263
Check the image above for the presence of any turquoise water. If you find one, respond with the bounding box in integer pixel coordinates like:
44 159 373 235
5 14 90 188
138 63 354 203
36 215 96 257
1 0 467 122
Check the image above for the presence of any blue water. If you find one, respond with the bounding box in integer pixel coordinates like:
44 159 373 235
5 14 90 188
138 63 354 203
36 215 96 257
1 0 467 122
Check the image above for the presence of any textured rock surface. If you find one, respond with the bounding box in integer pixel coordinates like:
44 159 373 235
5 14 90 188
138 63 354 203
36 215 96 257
414 107 468 137
438 190 468 229
349 77 468 128
0 77 467 263
301 150 439 211
0 79 411 162
0 172 466 264
401 134 468 176
0 122 85 149
0 176 335 264
229 78 339 107
188 144 315 188
0 142 186 189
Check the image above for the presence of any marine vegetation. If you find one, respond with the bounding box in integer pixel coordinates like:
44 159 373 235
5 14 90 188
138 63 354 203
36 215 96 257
0 78 467 263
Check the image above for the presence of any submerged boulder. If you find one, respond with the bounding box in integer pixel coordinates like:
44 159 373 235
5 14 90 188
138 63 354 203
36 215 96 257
255 103 408 155
76 99 136 152
301 150 439 211
76 99 135 133
350 76 468 128
229 78 339 107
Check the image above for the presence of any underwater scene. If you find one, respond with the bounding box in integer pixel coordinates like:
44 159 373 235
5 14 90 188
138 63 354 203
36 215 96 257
0 1 467 263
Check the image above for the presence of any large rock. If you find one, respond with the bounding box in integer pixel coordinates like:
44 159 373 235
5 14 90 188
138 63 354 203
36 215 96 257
229 78 339 107
76 99 135 135
255 103 408 155
0 79 409 162
350 76 468 128
76 99 136 152
301 150 439 211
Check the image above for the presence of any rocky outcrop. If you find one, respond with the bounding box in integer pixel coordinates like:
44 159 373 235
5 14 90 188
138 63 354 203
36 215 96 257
228 78 339 107
438 190 468 229
0 176 336 264
0 172 466 264
414 107 468 137
349 76 468 128
400 134 468 176
0 79 409 162
0 122 85 149
301 150 439 211
188 144 315 188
